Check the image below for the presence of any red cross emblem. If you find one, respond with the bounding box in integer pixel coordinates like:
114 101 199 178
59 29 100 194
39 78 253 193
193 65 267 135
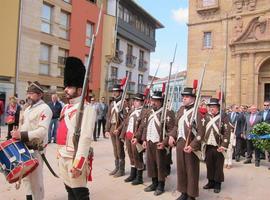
41 114 46 120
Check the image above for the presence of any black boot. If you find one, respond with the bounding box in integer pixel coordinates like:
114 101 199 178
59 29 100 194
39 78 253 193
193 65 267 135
114 159 125 177
65 184 76 200
243 159 252 164
132 169 143 185
124 167 137 182
203 179 215 189
176 193 188 200
26 195 33 200
144 177 158 192
73 187 90 200
109 159 119 175
154 181 165 196
187 196 196 200
214 182 221 193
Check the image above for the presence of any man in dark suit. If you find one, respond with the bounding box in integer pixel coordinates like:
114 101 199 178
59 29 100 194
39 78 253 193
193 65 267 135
228 104 245 162
48 94 63 143
243 105 263 167
97 97 108 139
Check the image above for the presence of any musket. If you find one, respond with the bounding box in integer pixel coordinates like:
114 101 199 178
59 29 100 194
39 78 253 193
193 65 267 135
119 72 130 112
143 62 161 107
160 44 177 141
73 4 103 155
185 65 206 147
168 67 180 111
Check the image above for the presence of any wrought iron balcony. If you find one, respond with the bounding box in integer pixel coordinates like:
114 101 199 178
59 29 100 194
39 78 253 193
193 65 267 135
112 50 124 64
137 84 147 94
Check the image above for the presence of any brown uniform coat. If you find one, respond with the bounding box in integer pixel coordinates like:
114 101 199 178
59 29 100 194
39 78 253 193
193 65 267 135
138 108 175 181
168 104 205 198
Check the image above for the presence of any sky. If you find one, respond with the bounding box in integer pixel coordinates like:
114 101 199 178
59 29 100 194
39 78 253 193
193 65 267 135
135 0 189 78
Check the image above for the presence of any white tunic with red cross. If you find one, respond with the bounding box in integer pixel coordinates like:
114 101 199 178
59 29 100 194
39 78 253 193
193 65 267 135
57 97 96 171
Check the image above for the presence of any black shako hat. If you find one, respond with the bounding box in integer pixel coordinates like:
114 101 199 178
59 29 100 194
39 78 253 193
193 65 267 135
151 91 164 100
181 87 196 97
132 93 144 101
64 57 86 88
111 84 123 92
207 98 220 106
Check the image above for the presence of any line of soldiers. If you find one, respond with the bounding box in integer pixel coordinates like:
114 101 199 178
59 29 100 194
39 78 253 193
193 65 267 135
105 85 232 200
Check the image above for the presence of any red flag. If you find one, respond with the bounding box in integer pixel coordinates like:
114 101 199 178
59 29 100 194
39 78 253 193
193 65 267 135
120 77 127 88
162 82 166 94
193 80 198 90
144 88 150 97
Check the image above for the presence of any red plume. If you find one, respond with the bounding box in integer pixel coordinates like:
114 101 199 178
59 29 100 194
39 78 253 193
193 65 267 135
144 87 150 97
193 80 198 90
120 77 127 88
218 91 222 100
162 82 166 94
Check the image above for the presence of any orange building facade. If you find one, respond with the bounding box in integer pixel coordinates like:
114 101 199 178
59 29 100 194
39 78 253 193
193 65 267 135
69 0 103 97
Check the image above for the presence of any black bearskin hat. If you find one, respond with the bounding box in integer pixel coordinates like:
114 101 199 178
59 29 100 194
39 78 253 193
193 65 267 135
64 57 86 88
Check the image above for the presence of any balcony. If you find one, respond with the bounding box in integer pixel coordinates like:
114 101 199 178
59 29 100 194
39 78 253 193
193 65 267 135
112 50 124 64
196 0 219 15
138 84 147 94
126 54 137 68
107 78 120 91
138 59 148 72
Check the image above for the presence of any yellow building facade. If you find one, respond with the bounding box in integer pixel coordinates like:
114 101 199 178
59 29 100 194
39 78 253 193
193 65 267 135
187 0 270 108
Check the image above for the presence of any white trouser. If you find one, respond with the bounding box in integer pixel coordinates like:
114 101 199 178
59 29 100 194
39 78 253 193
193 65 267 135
225 147 233 166
58 156 88 188
23 151 44 200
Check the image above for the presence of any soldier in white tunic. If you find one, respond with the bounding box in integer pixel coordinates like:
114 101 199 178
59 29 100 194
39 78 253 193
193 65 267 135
202 98 231 193
56 57 96 200
11 81 53 200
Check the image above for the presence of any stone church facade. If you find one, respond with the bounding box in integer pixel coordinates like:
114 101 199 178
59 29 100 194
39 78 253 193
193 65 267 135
187 0 270 108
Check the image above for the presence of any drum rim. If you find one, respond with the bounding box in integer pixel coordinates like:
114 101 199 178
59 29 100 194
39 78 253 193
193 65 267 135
0 139 20 150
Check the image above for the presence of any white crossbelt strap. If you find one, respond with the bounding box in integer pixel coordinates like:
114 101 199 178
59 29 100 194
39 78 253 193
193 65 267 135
206 114 220 134
127 108 142 132
178 108 194 140
148 108 162 127
112 101 121 114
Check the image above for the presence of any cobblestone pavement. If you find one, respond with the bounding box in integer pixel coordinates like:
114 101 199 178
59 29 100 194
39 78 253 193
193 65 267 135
0 126 270 200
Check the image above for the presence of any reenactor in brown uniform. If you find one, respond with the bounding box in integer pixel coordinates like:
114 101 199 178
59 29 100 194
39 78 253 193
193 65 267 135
120 93 145 185
105 84 126 177
138 91 175 196
202 98 231 193
167 87 205 200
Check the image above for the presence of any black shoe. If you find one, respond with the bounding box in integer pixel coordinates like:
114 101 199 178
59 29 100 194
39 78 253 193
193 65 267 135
26 195 33 200
131 170 143 185
124 167 136 182
144 178 158 192
203 180 215 189
214 182 221 193
243 159 252 164
255 161 260 167
154 181 165 196
235 156 240 162
187 197 196 200
176 193 188 200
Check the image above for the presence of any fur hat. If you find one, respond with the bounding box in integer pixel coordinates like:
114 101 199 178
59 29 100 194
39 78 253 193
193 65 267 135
64 57 86 88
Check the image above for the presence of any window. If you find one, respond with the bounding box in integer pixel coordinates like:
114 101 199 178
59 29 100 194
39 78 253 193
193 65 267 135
202 0 216 7
125 71 132 80
41 3 52 34
135 18 141 30
127 44 133 55
86 22 94 47
123 8 129 23
139 50 144 61
63 0 71 3
111 67 118 79
118 5 123 19
39 44 51 75
138 74 143 84
150 27 154 39
87 0 96 3
203 32 212 48
140 22 145 33
145 24 150 36
59 11 70 39
58 48 69 77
